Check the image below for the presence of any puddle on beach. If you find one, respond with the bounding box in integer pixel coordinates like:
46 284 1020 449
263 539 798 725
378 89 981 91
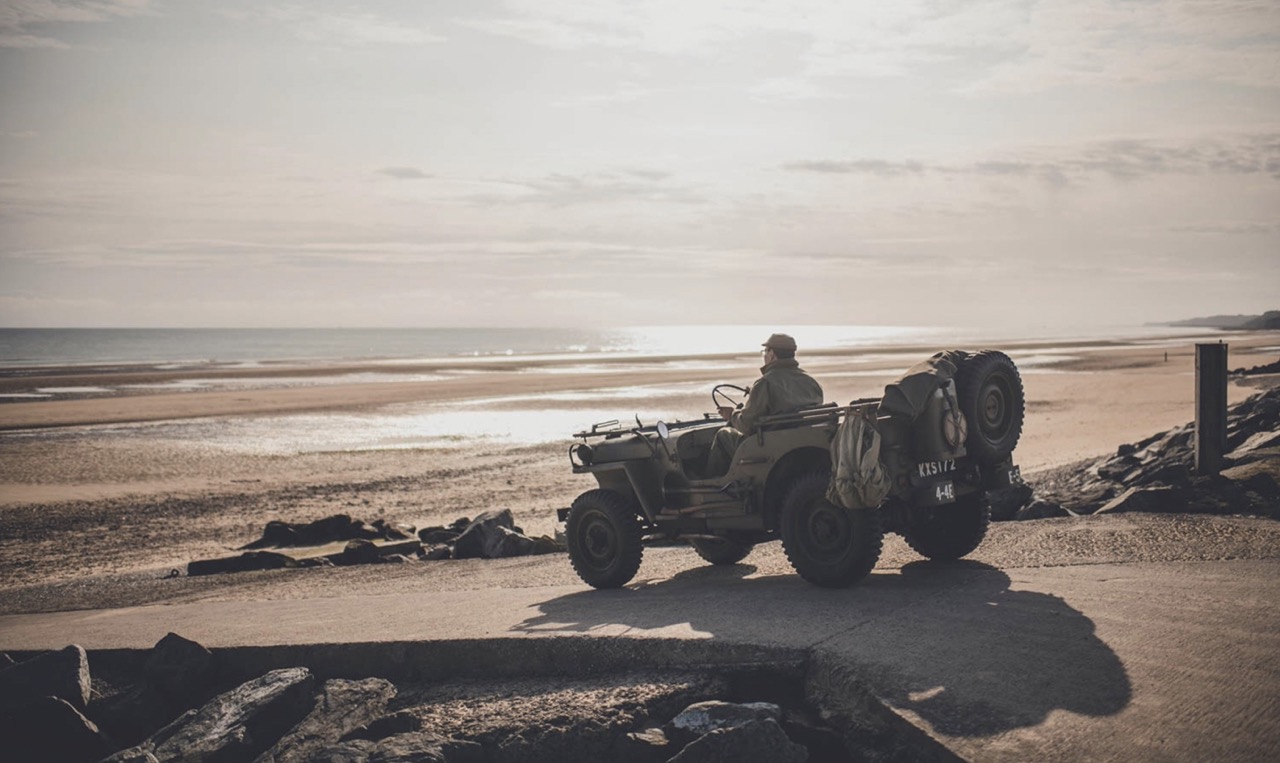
1 381 711 455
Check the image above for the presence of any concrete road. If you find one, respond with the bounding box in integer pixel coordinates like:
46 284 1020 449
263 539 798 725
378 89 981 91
1 553 1277 762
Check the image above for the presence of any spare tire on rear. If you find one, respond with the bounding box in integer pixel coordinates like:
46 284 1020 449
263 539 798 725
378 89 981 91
955 350 1024 465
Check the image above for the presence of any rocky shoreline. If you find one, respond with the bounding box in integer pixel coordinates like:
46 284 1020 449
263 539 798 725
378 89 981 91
1 633 868 763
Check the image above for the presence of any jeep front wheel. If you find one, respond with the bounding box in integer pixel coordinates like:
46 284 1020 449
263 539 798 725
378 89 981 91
566 489 644 589
901 492 990 560
780 473 883 588
690 537 753 566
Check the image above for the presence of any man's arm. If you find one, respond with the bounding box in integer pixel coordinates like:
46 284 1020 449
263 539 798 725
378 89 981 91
730 378 770 435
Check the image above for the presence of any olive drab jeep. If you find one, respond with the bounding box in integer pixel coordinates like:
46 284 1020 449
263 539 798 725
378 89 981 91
558 350 1026 589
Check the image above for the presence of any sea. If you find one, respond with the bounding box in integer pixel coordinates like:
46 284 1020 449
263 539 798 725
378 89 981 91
0 324 1208 369
0 324 1216 452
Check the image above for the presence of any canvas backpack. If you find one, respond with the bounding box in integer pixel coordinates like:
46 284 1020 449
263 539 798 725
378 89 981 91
827 406 892 510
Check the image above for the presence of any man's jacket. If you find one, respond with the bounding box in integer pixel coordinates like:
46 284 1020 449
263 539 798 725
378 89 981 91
730 358 824 435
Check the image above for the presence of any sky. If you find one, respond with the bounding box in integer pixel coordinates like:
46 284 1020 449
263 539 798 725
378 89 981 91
0 0 1277 330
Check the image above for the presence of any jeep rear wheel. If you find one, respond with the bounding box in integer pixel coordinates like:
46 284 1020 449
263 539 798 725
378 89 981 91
955 350 1024 465
901 492 990 560
780 473 883 588
690 538 754 566
567 489 643 589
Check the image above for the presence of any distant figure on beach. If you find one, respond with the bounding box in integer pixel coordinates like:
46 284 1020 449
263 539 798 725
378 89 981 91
705 332 825 476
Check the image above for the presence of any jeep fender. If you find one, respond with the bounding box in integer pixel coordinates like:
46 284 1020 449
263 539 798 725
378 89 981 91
762 446 830 528
578 462 661 521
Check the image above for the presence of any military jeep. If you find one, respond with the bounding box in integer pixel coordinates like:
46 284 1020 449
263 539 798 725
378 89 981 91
558 350 1025 589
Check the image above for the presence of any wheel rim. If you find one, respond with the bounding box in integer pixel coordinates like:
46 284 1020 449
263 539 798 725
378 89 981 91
802 498 851 559
579 510 617 570
979 377 1012 441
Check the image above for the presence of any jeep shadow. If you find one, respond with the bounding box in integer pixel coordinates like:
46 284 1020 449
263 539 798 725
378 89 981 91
514 561 1131 737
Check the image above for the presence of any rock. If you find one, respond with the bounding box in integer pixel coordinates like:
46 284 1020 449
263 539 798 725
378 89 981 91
0 695 115 763
101 746 161 763
1116 442 1137 457
1230 429 1280 458
145 667 316 762
0 643 91 711
1240 471 1280 498
667 718 808 763
241 514 418 550
664 700 782 746
420 545 452 561
300 739 376 762
530 534 565 555
88 682 175 749
257 677 396 763
987 484 1033 521
613 726 673 763
418 528 460 545
298 515 371 545
338 539 383 566
382 554 414 564
340 709 423 742
329 731 479 763
1014 499 1074 520
451 509 539 559
1096 454 1140 482
188 551 303 577
241 520 300 549
1095 485 1190 515
144 632 218 709
333 539 423 566
370 519 416 540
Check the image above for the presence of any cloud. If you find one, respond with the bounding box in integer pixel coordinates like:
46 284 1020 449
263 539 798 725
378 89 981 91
470 170 700 207
228 6 445 47
784 133 1280 184
464 1 1279 94
1170 221 1280 235
0 0 152 48
785 160 926 177
376 167 432 180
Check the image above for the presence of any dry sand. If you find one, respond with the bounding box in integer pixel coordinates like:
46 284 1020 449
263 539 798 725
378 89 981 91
1 332 1277 600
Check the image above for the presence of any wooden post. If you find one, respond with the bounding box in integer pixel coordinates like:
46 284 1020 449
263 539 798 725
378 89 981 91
1195 342 1228 475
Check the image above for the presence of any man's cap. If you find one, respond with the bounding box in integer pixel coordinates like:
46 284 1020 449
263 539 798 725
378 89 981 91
762 333 797 352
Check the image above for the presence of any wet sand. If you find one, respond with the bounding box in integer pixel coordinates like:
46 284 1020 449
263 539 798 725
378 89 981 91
0 332 1276 593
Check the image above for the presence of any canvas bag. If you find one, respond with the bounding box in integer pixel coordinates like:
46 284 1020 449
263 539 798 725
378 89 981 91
827 406 892 510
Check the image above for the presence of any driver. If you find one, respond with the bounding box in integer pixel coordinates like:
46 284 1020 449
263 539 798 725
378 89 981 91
705 333 824 476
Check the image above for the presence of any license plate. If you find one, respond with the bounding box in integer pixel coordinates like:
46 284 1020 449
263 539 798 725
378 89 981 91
934 481 955 502
916 459 957 478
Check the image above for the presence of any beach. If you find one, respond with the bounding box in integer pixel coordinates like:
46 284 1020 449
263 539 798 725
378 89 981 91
0 329 1276 598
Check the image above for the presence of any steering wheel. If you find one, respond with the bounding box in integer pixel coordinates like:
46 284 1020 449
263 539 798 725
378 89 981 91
712 383 749 411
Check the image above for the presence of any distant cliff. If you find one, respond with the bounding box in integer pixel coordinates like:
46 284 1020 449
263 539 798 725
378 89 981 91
1163 311 1280 330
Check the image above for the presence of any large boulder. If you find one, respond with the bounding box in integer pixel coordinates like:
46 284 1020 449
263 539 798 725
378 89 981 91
668 718 808 763
257 678 396 763
1014 500 1075 521
88 682 175 749
144 632 218 709
142 667 316 762
0 643 91 711
451 509 537 559
0 695 116 763
664 700 782 746
340 709 424 742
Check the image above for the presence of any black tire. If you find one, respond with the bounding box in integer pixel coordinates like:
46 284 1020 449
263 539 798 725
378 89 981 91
780 473 883 588
566 489 643 589
690 538 754 566
901 492 990 560
955 350 1024 465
